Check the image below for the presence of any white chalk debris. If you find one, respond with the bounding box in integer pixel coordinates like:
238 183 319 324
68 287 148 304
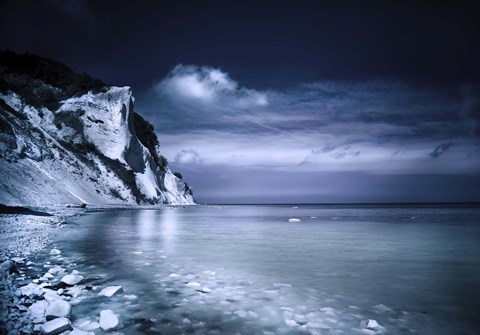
360 319 381 330
49 249 61 256
45 299 71 320
60 273 84 286
39 317 72 335
99 309 122 331
98 285 123 297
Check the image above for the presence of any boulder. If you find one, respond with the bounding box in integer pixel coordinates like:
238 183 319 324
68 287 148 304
99 309 122 331
28 300 49 319
39 317 72 335
98 285 123 297
45 300 71 320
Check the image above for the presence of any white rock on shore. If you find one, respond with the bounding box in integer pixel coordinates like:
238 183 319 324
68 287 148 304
73 318 101 331
49 249 61 256
60 273 84 286
99 309 122 331
45 299 71 320
28 300 49 320
360 319 382 330
39 317 72 335
98 285 123 297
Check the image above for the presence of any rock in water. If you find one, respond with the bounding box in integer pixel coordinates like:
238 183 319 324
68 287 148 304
60 273 84 286
361 319 381 330
288 218 301 222
45 300 71 320
39 317 72 335
50 249 61 255
99 309 122 331
98 285 123 297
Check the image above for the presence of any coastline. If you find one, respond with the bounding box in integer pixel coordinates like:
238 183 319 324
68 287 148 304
0 206 85 334
0 203 196 335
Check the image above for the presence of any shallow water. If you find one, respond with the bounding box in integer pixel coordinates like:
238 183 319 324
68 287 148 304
51 205 480 334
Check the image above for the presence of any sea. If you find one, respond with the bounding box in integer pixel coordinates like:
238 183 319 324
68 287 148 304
45 204 480 334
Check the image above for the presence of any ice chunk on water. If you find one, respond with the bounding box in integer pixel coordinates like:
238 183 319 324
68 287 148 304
288 218 301 222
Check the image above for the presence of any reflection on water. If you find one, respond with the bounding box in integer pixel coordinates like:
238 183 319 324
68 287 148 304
55 205 480 335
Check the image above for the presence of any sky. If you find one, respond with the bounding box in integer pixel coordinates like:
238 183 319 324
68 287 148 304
1 0 480 203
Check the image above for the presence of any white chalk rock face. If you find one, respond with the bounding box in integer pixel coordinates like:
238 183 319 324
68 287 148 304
288 218 301 222
39 317 72 335
61 273 84 286
45 299 71 320
0 80 196 206
99 309 122 331
98 285 123 297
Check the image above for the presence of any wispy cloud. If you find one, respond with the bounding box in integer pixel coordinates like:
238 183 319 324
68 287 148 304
138 65 480 176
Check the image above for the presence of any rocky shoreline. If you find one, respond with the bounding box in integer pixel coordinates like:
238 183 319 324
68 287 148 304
0 208 128 334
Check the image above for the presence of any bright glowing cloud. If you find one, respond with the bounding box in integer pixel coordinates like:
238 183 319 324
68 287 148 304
154 65 269 109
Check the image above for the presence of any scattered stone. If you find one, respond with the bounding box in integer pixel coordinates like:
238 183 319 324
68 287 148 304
186 281 201 288
73 318 100 331
18 282 44 298
373 304 393 313
61 273 84 286
98 285 123 297
43 289 62 302
48 266 64 275
360 319 381 330
234 309 248 318
288 218 301 222
50 249 61 256
45 299 71 320
99 309 122 331
28 300 49 319
39 317 72 335
284 319 299 327
197 287 212 293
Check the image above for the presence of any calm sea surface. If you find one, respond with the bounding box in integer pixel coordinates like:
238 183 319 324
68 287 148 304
50 205 480 334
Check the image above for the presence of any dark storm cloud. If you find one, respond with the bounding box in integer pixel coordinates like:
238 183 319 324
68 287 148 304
430 142 454 159
139 66 480 191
